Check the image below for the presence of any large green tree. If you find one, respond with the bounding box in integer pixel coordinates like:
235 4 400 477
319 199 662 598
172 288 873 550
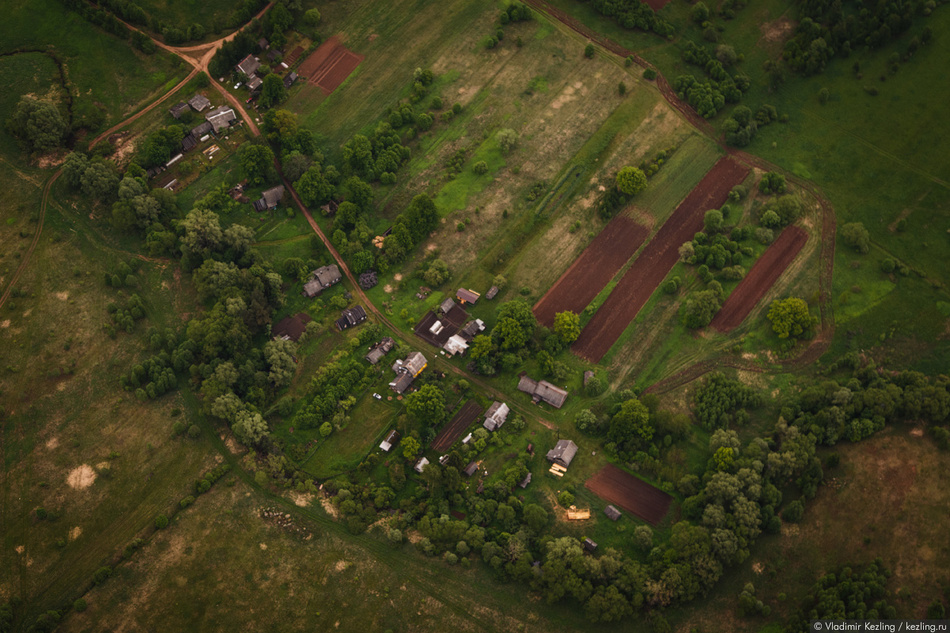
607 398 653 454
767 297 817 339
258 74 288 109
238 143 277 186
405 384 446 426
553 311 581 344
12 96 67 152
616 166 647 196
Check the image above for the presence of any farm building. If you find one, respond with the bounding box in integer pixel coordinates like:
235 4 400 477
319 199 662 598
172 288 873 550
583 538 598 552
546 440 578 468
272 313 312 342
604 505 622 521
246 75 263 92
414 457 429 474
169 101 190 119
283 72 298 89
266 48 282 62
180 134 198 153
485 286 499 300
482 401 509 432
456 288 480 304
205 105 237 133
442 335 469 356
518 473 532 489
463 462 478 477
458 319 485 342
365 337 395 364
258 38 269 50
389 351 427 394
302 264 341 297
566 506 590 520
439 297 456 314
517 375 569 408
336 306 367 331
188 94 211 112
379 430 400 453
253 185 285 212
236 54 261 77
191 121 213 138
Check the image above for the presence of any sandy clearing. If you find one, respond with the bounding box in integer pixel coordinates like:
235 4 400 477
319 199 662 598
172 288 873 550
46 437 59 450
55 291 69 300
67 464 97 489
69 526 82 541
289 491 313 507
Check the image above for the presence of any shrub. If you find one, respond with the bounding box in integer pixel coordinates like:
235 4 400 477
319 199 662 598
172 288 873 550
643 68 657 80
93 566 112 585
557 491 574 506
155 514 169 529
472 160 488 175
584 43 595 58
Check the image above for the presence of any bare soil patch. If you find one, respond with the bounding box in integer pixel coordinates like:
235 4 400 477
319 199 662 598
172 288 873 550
573 158 750 361
66 464 97 490
585 464 673 525
710 225 808 332
289 491 313 507
298 36 365 95
532 216 648 327
431 400 483 452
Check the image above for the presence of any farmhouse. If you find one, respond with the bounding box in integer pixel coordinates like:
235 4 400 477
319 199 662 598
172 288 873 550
191 121 213 138
188 93 211 112
456 288 480 305
546 439 578 468
283 72 298 89
517 375 569 408
463 462 478 477
365 336 395 364
246 75 263 92
336 305 367 331
272 312 312 342
253 185 285 212
442 335 468 356
414 457 429 474
604 505 622 521
482 401 509 432
379 430 400 453
206 105 237 133
389 351 427 394
180 134 198 153
236 54 260 77
169 101 190 119
302 264 341 297
458 319 485 342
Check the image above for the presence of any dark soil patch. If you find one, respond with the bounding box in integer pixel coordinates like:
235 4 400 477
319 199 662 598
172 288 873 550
585 464 672 525
298 36 364 95
431 400 483 452
533 216 648 328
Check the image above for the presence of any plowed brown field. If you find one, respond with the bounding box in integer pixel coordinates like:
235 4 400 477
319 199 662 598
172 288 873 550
585 464 673 525
298 36 364 95
572 157 749 362
533 216 648 327
711 225 809 332
431 400 483 452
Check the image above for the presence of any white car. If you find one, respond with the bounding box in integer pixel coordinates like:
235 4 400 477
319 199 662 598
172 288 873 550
373 393 382 400
233 82 242 90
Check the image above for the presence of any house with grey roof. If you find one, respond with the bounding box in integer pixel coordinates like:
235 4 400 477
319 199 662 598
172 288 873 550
336 305 367 331
191 121 213 138
246 75 263 92
458 319 485 342
482 401 509 432
236 54 260 77
365 337 395 365
169 101 190 119
517 375 569 408
188 94 211 112
546 439 578 468
389 351 427 394
302 264 341 297
206 106 236 134
604 505 622 521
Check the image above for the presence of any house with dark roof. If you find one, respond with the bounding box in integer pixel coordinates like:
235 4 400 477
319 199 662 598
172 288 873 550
180 134 198 153
253 185 285 212
546 439 578 468
463 462 478 477
206 106 237 133
483 401 509 432
456 288 480 305
266 48 282 62
604 505 622 521
169 101 190 119
583 538 598 553
246 75 263 92
389 351 427 394
439 297 456 315
188 94 211 112
336 305 367 331
272 313 312 342
517 375 569 408
458 319 485 342
379 430 400 453
236 54 260 77
191 121 213 138
365 337 395 364
283 72 299 89
485 285 500 300
302 264 341 297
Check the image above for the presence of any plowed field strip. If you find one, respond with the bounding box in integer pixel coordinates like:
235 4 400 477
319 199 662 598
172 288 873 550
297 35 341 77
585 464 672 525
573 157 749 362
316 51 363 95
711 225 809 332
533 216 648 327
432 400 483 452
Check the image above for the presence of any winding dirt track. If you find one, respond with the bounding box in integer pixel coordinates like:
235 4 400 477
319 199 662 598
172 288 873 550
522 0 837 388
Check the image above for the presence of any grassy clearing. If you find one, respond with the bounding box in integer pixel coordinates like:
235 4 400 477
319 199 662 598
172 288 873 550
0 199 211 623
1 0 188 133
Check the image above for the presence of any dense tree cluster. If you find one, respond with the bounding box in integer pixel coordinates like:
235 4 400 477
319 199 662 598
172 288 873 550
723 104 778 147
468 300 539 375
10 96 68 153
786 560 895 631
767 297 818 339
580 0 675 38
694 373 762 430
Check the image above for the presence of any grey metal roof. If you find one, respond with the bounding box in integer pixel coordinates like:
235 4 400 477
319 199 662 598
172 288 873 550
546 440 578 468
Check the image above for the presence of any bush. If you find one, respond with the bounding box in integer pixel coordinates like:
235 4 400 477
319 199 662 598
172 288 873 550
93 566 112 585
643 68 657 80
155 514 169 529
472 160 488 175
782 499 804 522
584 43 595 58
